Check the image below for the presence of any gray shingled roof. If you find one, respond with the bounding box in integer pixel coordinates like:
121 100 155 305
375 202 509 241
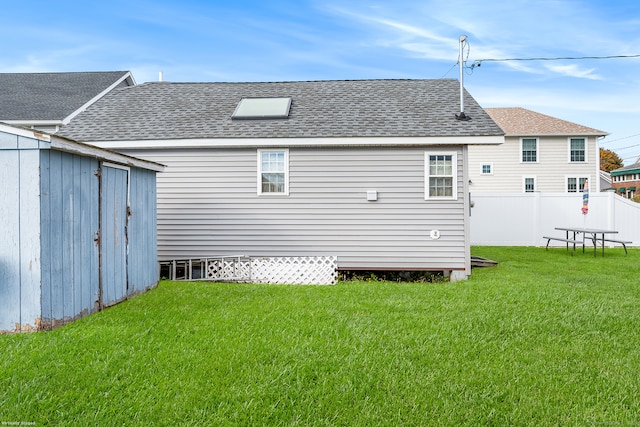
0 71 132 121
58 79 504 142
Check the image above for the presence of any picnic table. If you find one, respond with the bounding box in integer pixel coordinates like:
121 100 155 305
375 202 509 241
544 227 630 256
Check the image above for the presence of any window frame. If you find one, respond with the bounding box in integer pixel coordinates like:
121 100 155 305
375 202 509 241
568 137 587 163
523 176 537 193
481 163 493 175
233 97 292 120
566 175 589 193
257 149 290 196
520 138 538 163
424 152 458 200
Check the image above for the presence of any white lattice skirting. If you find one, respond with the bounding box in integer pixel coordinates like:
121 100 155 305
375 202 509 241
250 256 338 285
206 257 251 281
161 255 338 285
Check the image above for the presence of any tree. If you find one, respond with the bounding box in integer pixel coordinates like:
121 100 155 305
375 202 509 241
600 148 623 172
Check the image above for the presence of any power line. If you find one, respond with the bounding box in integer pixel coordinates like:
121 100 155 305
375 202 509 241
601 133 640 144
612 143 640 152
473 54 640 66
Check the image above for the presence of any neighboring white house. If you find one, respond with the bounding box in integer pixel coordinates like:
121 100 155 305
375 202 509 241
58 79 504 281
0 71 135 133
468 107 607 193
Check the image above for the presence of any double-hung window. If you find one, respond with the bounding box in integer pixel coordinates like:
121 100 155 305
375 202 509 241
524 177 536 192
425 152 457 199
521 138 537 162
258 149 289 195
569 138 586 162
567 176 588 193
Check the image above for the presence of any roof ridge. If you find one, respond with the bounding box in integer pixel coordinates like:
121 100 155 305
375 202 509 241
138 78 458 85
0 71 130 76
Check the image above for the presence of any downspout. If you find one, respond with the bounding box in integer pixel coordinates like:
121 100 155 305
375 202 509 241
596 135 604 192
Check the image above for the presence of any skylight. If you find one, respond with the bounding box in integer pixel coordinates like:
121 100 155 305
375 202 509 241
232 97 292 119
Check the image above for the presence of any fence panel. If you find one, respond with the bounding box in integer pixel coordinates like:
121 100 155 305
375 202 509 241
470 192 640 246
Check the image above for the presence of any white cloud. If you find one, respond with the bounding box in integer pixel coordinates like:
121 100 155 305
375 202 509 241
545 64 603 80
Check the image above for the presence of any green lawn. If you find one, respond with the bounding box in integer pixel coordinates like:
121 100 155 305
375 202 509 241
2 247 639 426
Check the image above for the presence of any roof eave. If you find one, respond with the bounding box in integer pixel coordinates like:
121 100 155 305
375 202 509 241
85 135 505 150
51 135 165 172
3 119 63 126
505 132 608 137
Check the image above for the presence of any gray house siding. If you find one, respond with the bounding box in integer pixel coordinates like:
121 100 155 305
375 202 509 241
56 79 503 279
126 145 467 271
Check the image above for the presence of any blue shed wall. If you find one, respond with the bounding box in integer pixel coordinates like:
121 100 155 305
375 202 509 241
128 167 160 293
40 150 100 329
2 128 160 332
0 132 44 332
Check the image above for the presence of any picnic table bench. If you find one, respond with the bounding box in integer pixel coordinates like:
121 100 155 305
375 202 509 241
545 227 629 256
543 236 583 254
593 237 632 254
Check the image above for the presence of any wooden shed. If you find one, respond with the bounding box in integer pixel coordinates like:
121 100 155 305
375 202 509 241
0 123 164 333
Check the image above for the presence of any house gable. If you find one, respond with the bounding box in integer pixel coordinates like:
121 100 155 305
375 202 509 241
0 71 135 131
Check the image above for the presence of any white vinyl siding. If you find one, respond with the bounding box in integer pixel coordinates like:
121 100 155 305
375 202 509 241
468 135 599 193
123 146 467 272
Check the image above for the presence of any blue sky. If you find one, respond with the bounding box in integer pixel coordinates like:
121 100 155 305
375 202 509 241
3 0 640 163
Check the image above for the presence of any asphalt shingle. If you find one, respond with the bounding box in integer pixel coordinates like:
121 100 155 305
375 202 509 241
58 79 504 142
0 71 132 121
485 107 607 136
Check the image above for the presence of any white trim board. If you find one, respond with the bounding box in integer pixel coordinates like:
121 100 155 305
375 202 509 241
90 135 505 150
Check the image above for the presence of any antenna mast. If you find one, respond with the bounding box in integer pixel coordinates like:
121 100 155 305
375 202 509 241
456 35 470 120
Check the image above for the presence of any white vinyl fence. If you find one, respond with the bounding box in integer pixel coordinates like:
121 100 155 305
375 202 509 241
470 192 640 247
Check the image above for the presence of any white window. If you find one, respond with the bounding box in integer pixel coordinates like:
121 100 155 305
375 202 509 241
524 176 536 192
569 138 586 162
425 152 457 200
481 163 493 175
257 149 289 195
521 138 538 163
567 176 589 193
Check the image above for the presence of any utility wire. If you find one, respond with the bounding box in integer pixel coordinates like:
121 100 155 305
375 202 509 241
473 54 640 65
611 143 640 152
601 133 640 144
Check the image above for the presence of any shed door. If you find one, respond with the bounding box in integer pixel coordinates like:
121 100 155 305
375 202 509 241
100 163 130 307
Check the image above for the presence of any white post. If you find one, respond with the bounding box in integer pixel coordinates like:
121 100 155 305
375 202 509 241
458 35 468 120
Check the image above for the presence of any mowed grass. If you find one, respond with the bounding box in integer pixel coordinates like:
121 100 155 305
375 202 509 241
2 246 639 426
